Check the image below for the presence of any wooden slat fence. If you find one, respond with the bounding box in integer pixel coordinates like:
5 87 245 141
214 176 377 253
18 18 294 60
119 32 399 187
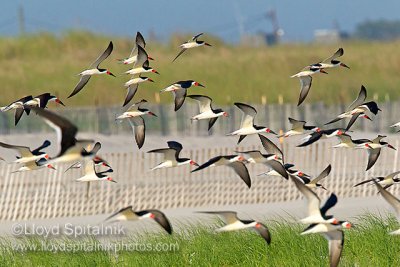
0 137 399 221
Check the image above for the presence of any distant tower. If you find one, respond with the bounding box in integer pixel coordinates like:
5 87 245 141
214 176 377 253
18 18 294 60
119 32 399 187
18 5 25 35
265 9 284 45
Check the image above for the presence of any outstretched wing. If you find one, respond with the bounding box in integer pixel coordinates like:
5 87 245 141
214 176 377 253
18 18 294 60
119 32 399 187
322 48 344 63
297 76 312 106
89 41 113 68
128 116 145 149
235 103 257 128
172 48 187 62
258 134 283 162
187 95 212 113
347 85 367 111
311 164 332 184
196 211 239 224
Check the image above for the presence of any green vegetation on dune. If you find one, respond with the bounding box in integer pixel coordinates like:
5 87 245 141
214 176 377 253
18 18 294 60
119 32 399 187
0 31 400 107
1 215 399 266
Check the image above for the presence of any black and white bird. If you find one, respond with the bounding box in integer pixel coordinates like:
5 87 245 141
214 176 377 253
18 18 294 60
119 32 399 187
302 226 348 267
227 103 276 144
191 155 251 188
279 118 320 138
237 135 288 179
309 48 350 69
76 159 116 183
123 75 154 107
65 155 112 173
105 206 172 234
32 107 98 164
117 32 154 65
187 95 228 131
325 85 379 129
291 67 328 106
354 135 396 170
290 175 339 224
173 33 211 62
297 128 346 147
148 141 199 170
196 211 271 244
258 163 311 180
354 171 400 189
0 140 50 164
332 133 371 148
68 41 115 98
299 164 332 190
24 93 65 108
374 182 400 235
160 80 205 111
124 59 159 76
116 99 157 149
1 95 33 125
11 158 56 173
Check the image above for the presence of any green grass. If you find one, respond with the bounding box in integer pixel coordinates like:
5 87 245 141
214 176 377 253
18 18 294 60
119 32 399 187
1 32 400 107
1 215 400 266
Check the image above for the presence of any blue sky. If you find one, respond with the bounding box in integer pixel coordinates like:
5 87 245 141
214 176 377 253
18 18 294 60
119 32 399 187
1 1 399 42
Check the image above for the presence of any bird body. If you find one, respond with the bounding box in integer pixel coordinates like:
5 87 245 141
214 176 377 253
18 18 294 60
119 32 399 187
148 141 198 170
68 41 115 98
197 211 271 244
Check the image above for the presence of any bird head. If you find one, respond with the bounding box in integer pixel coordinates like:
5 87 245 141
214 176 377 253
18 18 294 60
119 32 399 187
340 62 350 69
189 160 199 166
106 70 116 77
193 81 205 87
107 177 117 183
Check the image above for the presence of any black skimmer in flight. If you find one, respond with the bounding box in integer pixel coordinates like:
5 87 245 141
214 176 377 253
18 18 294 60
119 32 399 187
354 135 396 170
238 134 288 179
0 141 50 164
1 95 33 125
123 74 154 107
68 41 115 98
75 159 115 183
148 141 199 170
160 80 205 111
196 211 271 244
374 181 400 235
74 158 114 198
332 133 372 148
117 32 154 65
65 155 112 173
227 103 276 144
258 163 311 180
325 86 378 129
187 95 228 131
172 33 211 62
278 118 320 138
354 171 400 189
299 164 332 190
191 155 251 188
291 66 328 106
301 220 351 235
105 207 172 234
116 99 157 149
24 93 65 108
297 128 346 147
124 59 159 76
290 175 339 224
32 107 99 164
302 226 347 267
11 158 56 173
309 48 350 70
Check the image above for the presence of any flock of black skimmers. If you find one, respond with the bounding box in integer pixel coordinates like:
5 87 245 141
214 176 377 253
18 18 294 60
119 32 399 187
1 32 400 266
